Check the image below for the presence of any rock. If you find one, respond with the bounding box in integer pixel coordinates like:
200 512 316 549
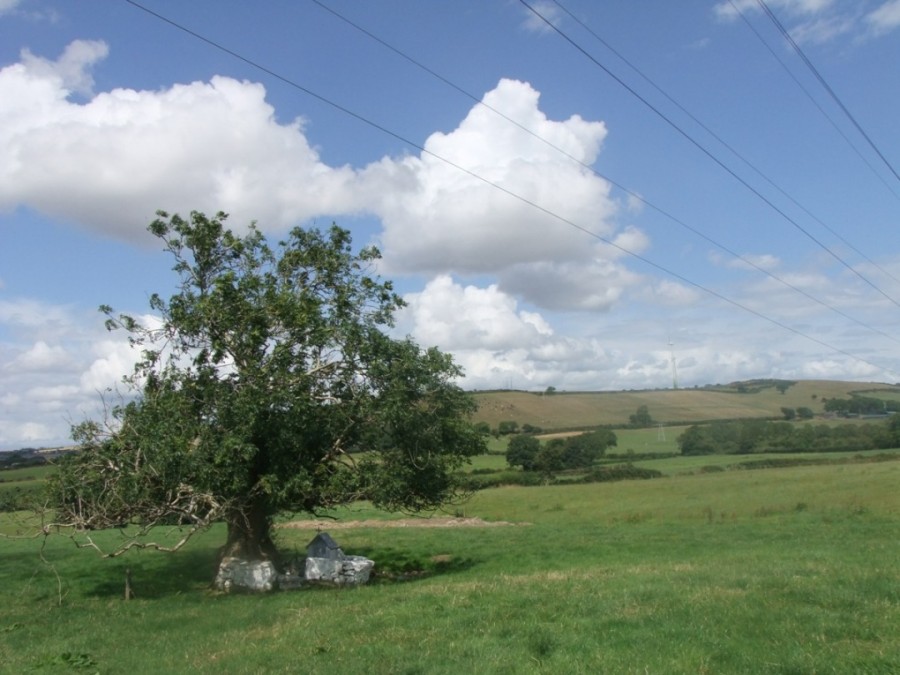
276 573 307 590
213 533 375 592
305 554 374 585
303 532 373 585
305 555 344 582
339 555 375 585
214 557 278 593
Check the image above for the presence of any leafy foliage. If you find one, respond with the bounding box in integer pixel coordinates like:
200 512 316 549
557 429 617 468
47 211 485 560
678 417 900 455
506 429 617 474
506 434 540 471
628 405 653 427
498 420 519 435
575 464 663 483
823 396 899 415
796 406 814 420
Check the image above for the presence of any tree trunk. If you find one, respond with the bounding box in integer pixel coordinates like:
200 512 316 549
218 498 279 563
213 498 281 592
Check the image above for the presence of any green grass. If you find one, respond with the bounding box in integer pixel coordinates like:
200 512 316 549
0 464 56 483
628 448 900 475
0 464 55 511
2 458 899 673
610 426 686 454
464 452 509 472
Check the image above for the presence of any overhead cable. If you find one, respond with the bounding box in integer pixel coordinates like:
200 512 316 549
728 0 900 203
121 0 899 379
757 0 900 186
312 0 900 348
519 0 900 311
559 0 900 288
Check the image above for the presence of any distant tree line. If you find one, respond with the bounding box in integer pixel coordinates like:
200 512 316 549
822 396 900 416
678 416 900 455
780 406 814 421
0 450 50 470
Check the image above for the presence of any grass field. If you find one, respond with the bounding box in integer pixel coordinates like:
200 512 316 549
0 464 52 510
471 379 900 430
2 455 899 674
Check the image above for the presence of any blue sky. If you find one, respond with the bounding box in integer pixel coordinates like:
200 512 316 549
1 0 899 449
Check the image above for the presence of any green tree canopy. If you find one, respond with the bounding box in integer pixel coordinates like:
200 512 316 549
506 434 540 471
629 405 653 427
561 429 617 468
508 430 617 474
48 211 485 577
498 420 519 435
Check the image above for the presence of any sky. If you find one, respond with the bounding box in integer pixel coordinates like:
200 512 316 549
1 0 900 450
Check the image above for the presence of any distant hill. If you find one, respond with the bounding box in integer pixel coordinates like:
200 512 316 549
0 446 76 468
471 380 900 431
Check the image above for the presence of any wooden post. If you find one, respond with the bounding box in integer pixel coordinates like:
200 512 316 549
125 568 134 601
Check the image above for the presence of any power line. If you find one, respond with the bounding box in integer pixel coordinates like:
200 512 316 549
519 0 900 311
121 0 899 379
558 0 900 288
728 0 900 203
311 0 900 348
757 0 900 186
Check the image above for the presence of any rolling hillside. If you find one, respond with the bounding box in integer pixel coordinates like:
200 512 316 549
471 379 900 431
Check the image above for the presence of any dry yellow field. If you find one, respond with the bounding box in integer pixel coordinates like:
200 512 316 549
471 379 900 430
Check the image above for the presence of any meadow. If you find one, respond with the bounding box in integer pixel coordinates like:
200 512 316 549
471 379 900 430
2 453 899 674
0 465 49 511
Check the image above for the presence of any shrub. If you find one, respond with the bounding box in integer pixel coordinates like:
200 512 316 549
498 420 519 435
576 464 663 484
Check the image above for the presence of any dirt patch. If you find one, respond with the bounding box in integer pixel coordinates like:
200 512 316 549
278 516 526 530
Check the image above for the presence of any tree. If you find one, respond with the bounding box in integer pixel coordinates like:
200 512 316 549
890 414 900 446
506 434 540 471
497 420 519 435
781 407 796 421
47 211 485 583
534 439 566 476
629 405 653 427
509 430 617 474
796 406 814 420
561 429 617 468
473 421 492 436
678 425 717 455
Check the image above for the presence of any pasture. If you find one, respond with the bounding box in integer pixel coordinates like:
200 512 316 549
2 454 899 673
471 379 900 430
0 464 51 511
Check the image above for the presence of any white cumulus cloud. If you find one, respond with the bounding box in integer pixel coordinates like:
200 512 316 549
19 39 108 97
364 79 615 277
12 340 71 371
0 43 358 242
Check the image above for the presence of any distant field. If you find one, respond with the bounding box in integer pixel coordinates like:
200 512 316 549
0 464 55 483
471 379 900 431
609 426 685 454
0 464 54 509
